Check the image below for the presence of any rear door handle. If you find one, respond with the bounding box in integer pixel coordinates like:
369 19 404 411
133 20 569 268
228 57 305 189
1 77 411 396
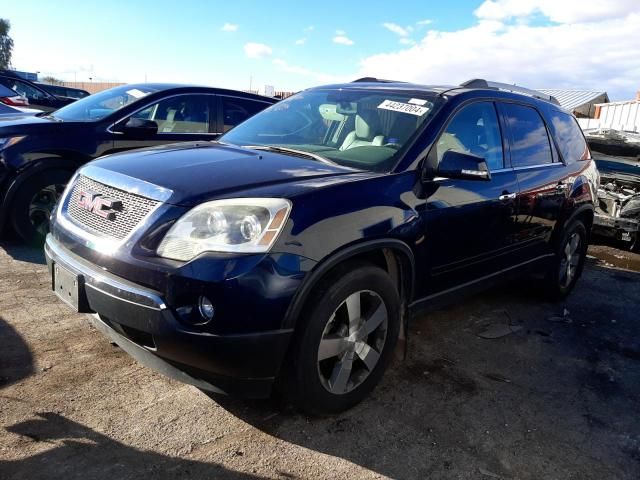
499 192 517 201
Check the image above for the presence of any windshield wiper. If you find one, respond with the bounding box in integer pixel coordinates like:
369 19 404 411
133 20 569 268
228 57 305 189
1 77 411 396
245 145 337 166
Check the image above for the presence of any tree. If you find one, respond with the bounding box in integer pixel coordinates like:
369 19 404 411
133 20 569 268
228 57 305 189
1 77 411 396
0 19 13 70
41 76 63 85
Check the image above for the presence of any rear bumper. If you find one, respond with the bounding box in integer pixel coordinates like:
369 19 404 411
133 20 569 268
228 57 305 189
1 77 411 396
45 234 294 398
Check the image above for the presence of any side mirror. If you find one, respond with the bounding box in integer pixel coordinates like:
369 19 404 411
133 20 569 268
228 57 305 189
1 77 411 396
438 150 491 181
114 117 158 137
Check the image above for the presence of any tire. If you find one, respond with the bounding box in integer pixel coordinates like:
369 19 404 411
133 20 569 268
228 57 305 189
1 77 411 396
282 262 401 415
544 219 588 300
10 170 71 245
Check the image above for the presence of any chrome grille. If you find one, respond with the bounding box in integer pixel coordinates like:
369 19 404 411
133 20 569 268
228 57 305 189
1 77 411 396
66 175 160 240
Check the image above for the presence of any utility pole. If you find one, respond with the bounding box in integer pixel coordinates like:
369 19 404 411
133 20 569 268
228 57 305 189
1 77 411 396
249 75 253 92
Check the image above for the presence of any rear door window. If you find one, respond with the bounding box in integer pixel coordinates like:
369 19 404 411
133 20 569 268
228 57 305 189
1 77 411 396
501 104 553 167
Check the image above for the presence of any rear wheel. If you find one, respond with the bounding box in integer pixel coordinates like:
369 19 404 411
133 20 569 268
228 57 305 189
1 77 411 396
545 220 588 299
283 262 400 414
10 170 71 245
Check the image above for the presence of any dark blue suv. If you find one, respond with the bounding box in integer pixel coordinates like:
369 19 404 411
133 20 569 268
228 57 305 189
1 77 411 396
45 79 598 414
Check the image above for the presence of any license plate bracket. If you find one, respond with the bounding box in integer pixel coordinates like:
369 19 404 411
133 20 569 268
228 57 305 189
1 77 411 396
53 263 90 312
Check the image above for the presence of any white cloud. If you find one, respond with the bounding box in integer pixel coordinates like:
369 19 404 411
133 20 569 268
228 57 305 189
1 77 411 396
399 38 416 45
244 42 273 59
333 33 354 46
221 23 238 32
475 0 639 23
417 19 433 25
358 12 640 99
383 22 413 37
272 58 347 83
295 38 306 45
304 25 315 32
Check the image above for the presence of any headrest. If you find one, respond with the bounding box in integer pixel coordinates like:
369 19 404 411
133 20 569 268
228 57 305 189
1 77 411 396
355 111 381 140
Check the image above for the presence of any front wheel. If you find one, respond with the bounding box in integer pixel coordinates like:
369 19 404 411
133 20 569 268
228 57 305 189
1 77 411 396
545 219 588 299
283 262 401 414
10 170 71 245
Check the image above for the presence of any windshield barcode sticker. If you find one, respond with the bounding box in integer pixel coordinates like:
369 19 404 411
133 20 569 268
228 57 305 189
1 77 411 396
126 88 149 99
378 100 429 116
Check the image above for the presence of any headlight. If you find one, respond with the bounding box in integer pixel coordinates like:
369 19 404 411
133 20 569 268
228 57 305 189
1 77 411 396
157 198 292 261
0 136 26 150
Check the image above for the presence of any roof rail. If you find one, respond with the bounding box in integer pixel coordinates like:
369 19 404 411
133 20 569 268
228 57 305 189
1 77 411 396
351 77 404 84
460 78 560 106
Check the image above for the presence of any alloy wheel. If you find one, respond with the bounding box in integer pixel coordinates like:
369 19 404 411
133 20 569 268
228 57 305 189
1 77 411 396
559 232 581 288
28 184 65 237
317 290 388 395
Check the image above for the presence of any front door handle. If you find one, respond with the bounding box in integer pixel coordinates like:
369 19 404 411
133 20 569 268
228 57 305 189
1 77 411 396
499 192 517 201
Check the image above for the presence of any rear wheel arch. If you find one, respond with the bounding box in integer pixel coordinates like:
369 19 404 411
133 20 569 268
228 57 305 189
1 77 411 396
552 203 594 248
281 239 415 330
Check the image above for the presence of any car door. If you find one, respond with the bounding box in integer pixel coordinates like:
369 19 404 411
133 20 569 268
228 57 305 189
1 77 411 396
419 101 520 294
112 93 218 152
498 102 569 259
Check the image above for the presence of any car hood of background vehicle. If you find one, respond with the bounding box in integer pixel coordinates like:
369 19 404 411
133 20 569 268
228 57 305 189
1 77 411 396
88 142 361 206
0 113 72 133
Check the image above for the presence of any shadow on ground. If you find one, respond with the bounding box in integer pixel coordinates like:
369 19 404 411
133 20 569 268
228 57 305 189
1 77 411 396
0 316 34 390
1 413 263 479
0 241 46 265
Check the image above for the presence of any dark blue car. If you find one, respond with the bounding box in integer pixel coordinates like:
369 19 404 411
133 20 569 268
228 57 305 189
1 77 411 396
45 79 598 413
0 83 276 243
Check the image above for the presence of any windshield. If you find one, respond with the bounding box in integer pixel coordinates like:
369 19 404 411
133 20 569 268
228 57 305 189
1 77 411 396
221 89 440 172
51 85 160 122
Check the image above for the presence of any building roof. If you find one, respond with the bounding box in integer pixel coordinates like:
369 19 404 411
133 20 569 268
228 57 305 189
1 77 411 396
538 89 609 111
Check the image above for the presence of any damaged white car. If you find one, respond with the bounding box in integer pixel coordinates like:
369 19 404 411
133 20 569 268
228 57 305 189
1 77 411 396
588 131 640 251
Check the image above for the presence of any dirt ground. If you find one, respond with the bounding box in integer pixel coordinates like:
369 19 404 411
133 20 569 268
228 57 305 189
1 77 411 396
1 239 639 480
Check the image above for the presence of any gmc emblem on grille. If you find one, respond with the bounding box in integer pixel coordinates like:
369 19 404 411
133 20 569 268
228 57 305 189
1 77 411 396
78 190 123 220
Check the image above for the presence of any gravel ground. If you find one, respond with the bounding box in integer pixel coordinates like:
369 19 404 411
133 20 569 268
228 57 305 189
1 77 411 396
1 241 639 479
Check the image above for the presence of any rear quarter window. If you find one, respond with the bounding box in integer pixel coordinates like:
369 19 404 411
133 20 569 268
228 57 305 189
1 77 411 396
548 110 590 163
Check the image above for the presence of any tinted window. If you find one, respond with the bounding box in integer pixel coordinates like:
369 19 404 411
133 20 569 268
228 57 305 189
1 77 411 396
222 97 270 132
502 104 553 167
549 111 590 163
436 102 504 170
132 94 210 133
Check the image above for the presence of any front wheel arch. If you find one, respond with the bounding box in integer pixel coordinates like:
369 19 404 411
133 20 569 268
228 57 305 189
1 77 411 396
0 158 82 233
281 239 415 330
8 168 75 243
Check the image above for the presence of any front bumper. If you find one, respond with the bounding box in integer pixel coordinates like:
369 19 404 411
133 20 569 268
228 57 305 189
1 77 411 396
45 234 294 398
593 213 639 242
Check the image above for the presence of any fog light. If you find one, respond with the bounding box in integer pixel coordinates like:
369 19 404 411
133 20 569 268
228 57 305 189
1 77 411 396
198 296 215 322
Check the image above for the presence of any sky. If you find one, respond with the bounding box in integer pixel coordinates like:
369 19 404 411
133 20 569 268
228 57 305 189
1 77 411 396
3 0 640 100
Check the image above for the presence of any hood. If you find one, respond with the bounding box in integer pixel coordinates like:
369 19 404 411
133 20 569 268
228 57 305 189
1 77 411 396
0 113 65 133
86 142 359 206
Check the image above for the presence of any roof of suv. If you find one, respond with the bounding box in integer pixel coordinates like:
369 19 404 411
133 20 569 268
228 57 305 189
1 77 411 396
311 77 562 108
